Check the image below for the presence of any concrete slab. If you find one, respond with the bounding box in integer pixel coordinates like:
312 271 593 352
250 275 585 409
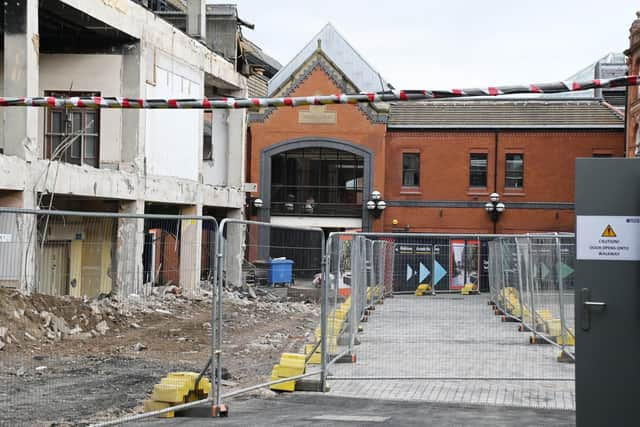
327 295 575 410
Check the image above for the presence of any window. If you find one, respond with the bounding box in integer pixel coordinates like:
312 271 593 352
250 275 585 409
592 153 612 158
270 148 364 217
505 153 524 189
44 91 99 168
402 153 420 187
203 111 213 160
469 153 488 187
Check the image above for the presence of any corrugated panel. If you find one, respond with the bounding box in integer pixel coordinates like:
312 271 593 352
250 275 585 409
248 74 268 98
388 101 624 128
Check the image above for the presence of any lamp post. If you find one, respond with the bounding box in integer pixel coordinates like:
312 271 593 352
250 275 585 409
484 192 506 234
366 190 386 219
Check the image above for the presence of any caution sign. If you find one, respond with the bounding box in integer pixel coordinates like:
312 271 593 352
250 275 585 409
577 216 640 261
601 224 617 237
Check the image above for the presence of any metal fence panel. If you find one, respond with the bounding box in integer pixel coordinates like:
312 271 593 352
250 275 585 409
212 220 325 409
324 232 576 410
0 208 218 425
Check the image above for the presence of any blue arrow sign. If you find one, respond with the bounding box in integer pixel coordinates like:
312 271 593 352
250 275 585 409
540 263 551 279
419 262 430 283
560 263 574 279
406 264 413 281
434 260 447 285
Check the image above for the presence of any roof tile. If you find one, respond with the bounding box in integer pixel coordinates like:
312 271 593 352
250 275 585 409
388 100 624 129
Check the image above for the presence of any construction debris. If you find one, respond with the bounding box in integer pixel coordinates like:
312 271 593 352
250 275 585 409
133 342 148 352
1 283 319 424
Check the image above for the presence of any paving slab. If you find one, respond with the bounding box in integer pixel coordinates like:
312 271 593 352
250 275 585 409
327 295 575 410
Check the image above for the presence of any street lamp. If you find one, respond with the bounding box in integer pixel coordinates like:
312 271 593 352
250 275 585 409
367 190 386 218
484 192 506 233
246 197 264 217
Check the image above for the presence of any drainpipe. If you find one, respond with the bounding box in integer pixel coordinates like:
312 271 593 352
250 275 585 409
624 70 629 158
493 131 499 234
494 131 499 193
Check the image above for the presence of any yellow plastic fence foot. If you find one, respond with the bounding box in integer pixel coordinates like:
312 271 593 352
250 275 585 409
460 283 475 295
529 335 550 345
270 353 306 392
415 284 432 296
557 350 575 364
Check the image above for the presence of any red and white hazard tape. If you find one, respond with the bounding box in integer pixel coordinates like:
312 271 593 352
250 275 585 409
0 75 636 109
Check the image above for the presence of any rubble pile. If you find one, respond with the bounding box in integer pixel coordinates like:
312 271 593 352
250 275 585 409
0 287 211 352
223 288 319 316
0 283 319 353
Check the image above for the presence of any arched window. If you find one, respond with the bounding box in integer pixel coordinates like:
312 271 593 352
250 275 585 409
271 147 364 217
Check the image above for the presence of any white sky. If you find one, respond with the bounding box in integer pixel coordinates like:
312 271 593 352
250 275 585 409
217 0 639 89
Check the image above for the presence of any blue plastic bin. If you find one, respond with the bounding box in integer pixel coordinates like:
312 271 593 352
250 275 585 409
269 259 294 285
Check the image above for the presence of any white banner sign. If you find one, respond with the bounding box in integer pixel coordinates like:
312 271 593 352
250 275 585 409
576 215 640 261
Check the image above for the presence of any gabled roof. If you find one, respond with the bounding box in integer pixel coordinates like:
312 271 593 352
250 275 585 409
250 54 388 124
388 100 624 129
268 23 391 96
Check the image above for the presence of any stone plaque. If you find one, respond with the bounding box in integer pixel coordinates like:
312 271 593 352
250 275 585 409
298 105 337 124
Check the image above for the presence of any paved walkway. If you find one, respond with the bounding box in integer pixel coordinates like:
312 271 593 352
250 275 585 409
140 393 575 426
327 295 575 410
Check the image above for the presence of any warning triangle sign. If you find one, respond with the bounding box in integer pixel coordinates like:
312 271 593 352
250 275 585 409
601 224 617 237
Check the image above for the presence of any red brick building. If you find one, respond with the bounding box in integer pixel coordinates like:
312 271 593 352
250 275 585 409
247 24 625 235
626 12 640 157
